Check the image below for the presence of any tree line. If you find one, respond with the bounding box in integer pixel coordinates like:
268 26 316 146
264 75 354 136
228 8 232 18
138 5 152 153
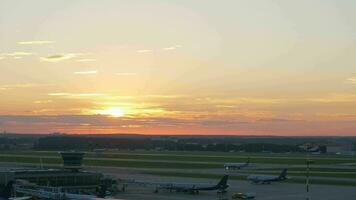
33 135 303 153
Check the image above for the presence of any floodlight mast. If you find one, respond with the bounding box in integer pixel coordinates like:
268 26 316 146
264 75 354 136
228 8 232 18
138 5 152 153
306 151 314 200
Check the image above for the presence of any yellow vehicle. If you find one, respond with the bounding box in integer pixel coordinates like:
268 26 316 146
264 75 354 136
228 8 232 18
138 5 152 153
232 192 256 199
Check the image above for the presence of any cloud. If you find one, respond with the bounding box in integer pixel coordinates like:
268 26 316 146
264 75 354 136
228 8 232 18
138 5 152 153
1 112 356 135
17 40 55 45
347 76 356 84
40 53 79 62
143 94 187 99
76 58 97 62
136 49 152 53
33 100 53 104
198 97 284 105
163 47 176 51
257 118 305 123
48 93 72 96
74 70 97 75
307 94 356 103
5 52 33 56
0 83 40 90
215 105 236 108
0 115 236 131
163 45 182 51
116 72 136 76
48 93 104 97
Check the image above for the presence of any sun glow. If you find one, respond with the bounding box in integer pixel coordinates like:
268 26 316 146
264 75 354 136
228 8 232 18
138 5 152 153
96 108 125 117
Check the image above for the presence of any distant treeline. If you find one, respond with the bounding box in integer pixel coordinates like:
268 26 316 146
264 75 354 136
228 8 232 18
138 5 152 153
0 136 37 150
33 135 303 153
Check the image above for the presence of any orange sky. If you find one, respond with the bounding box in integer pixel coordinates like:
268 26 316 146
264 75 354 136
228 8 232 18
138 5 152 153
1 1 356 135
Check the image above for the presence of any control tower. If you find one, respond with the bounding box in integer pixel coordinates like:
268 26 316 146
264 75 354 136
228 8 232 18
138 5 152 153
0 152 102 196
59 151 85 171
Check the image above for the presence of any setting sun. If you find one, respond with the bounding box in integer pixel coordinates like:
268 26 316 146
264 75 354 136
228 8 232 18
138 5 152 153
96 108 125 118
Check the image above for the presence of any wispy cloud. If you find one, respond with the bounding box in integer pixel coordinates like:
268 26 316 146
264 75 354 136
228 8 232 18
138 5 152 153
116 72 136 76
76 58 97 62
143 94 187 99
74 70 97 75
308 94 356 103
215 105 236 108
40 53 79 62
17 40 55 45
5 52 33 56
163 44 182 51
48 93 104 97
33 100 53 104
163 47 176 51
136 49 152 53
198 97 284 105
0 52 33 60
0 83 40 90
347 76 356 84
48 93 72 96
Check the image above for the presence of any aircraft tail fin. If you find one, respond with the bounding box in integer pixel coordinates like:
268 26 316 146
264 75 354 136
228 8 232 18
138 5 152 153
217 175 229 187
278 169 288 180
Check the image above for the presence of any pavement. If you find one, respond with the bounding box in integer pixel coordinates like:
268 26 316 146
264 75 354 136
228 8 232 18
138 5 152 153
110 174 356 200
88 166 356 200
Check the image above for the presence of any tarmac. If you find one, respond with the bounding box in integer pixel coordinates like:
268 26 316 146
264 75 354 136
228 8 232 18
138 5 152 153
94 167 356 200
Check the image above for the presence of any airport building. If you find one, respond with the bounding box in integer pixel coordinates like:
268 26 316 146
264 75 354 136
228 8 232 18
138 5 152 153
0 152 103 197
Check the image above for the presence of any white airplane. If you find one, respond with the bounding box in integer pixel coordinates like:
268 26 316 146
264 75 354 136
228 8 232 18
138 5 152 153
8 192 122 200
61 193 123 200
224 158 250 170
9 197 33 200
247 169 288 184
155 175 229 194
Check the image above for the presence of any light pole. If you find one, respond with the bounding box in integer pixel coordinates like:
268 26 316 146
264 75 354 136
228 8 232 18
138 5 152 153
306 155 314 200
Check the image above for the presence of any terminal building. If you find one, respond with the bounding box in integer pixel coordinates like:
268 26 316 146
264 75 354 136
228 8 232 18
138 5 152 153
0 152 103 197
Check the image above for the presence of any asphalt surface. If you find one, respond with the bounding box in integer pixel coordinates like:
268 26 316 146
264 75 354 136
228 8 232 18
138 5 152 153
103 169 356 200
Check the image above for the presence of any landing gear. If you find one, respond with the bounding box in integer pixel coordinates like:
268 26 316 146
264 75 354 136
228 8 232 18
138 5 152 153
188 190 199 195
217 190 227 194
121 184 127 192
217 190 228 200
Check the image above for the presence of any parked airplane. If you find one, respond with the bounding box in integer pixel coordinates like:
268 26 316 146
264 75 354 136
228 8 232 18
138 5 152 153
9 197 33 200
224 158 250 170
52 193 122 200
155 175 229 194
247 169 288 184
8 193 106 200
8 194 100 200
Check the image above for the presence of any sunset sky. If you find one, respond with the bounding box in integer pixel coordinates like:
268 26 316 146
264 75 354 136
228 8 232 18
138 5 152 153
1 0 356 135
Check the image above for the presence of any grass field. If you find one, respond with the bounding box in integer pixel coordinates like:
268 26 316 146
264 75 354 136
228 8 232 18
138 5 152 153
0 154 220 169
1 150 356 165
